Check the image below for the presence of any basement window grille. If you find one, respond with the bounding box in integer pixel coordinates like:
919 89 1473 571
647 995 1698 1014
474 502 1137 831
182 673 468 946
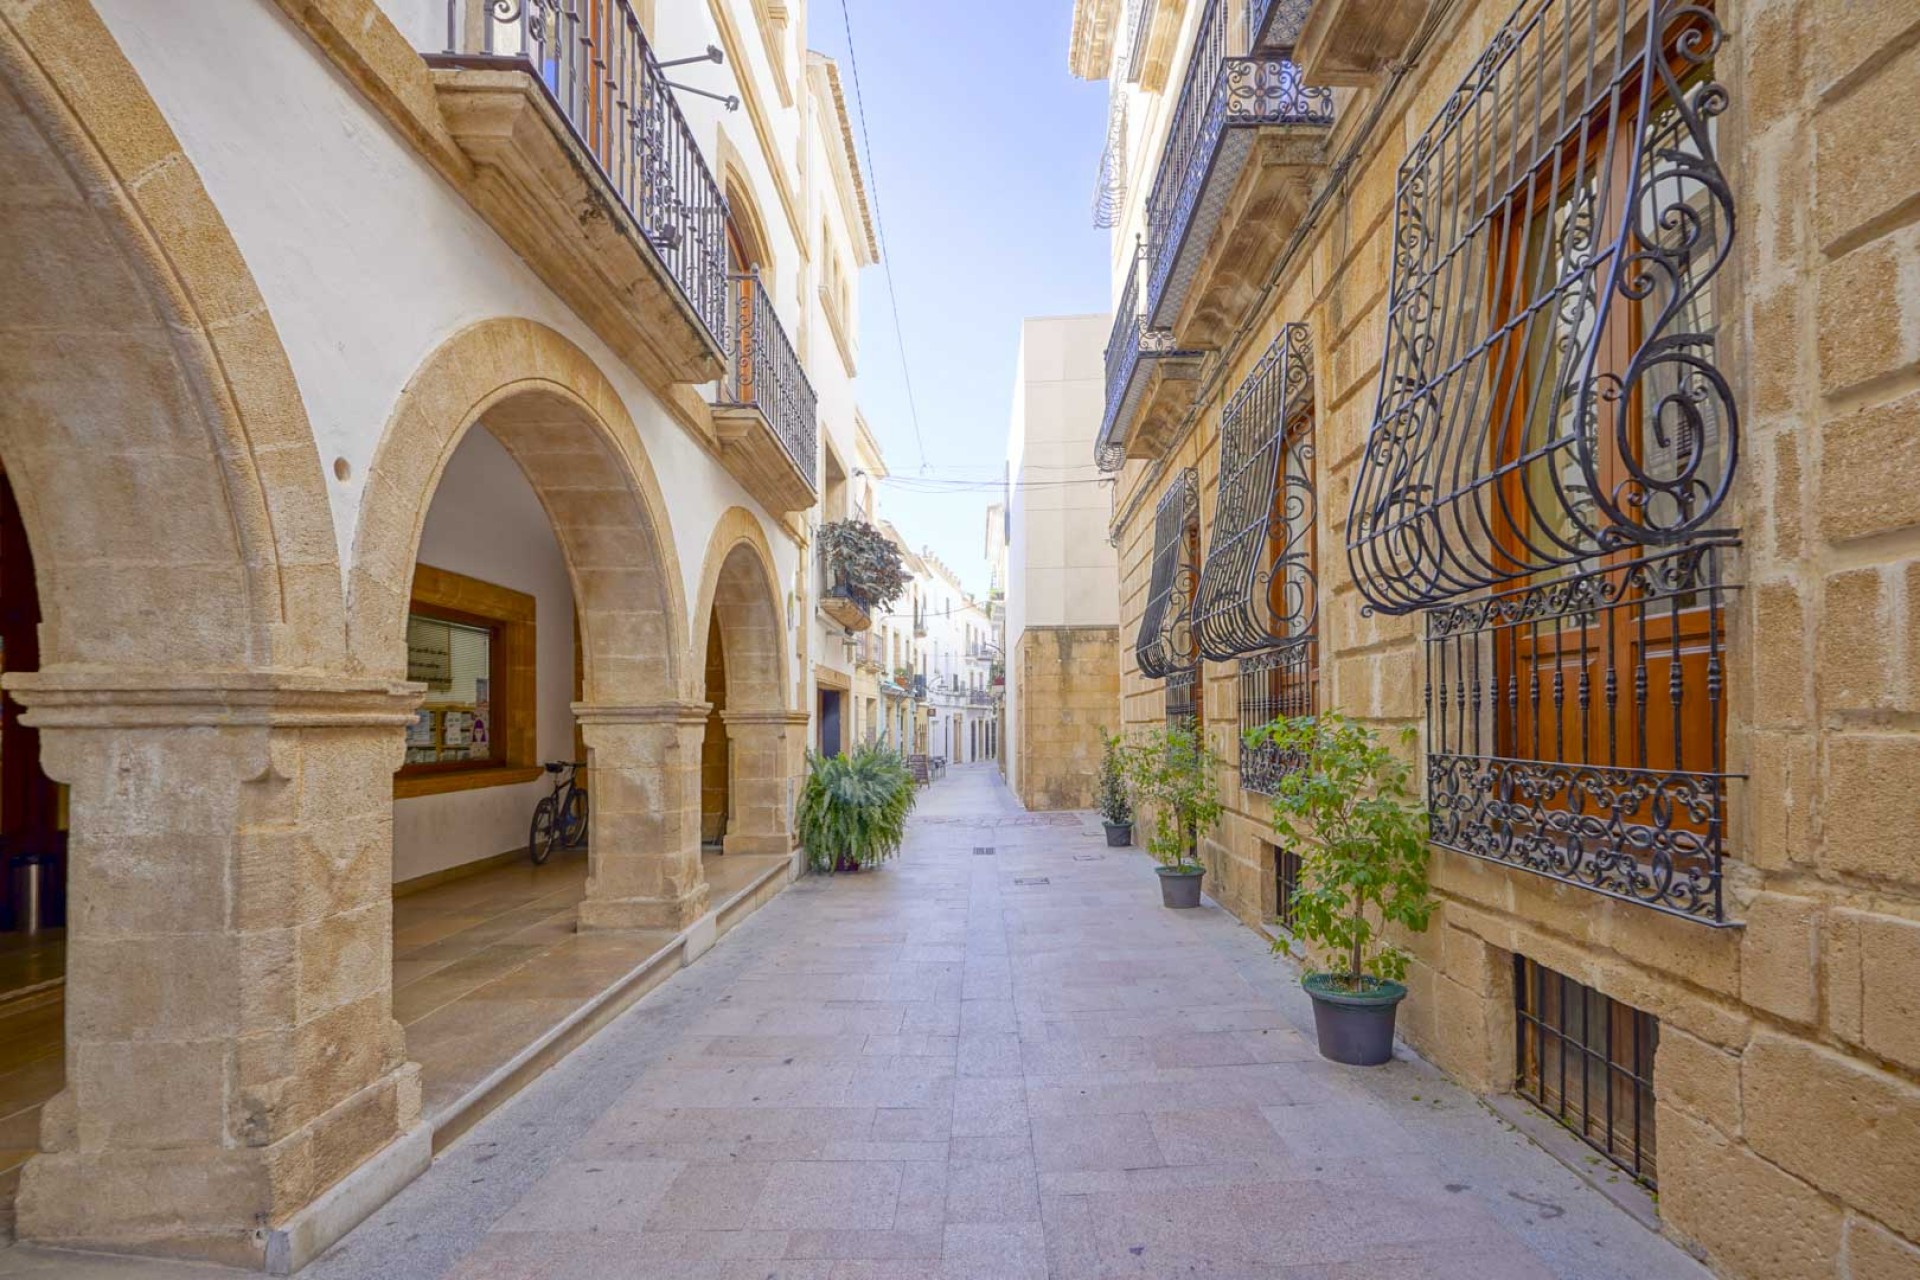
1515 957 1659 1187
1271 840 1302 933
1346 0 1740 923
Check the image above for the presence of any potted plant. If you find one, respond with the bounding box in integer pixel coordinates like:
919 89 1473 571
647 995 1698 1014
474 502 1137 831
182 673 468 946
1097 731 1133 847
817 519 909 632
1119 724 1222 908
796 741 916 874
1246 713 1434 1066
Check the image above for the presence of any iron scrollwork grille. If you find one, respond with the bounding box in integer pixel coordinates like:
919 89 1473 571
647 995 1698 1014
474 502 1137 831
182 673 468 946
1427 543 1734 922
1195 325 1316 661
1136 469 1201 722
1344 0 1741 924
723 270 820 484
1093 89 1130 229
446 0 731 354
1238 644 1314 793
1347 0 1737 611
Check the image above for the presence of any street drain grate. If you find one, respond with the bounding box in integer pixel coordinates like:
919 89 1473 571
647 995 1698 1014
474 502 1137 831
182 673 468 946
1072 854 1104 862
972 846 996 856
1014 876 1050 886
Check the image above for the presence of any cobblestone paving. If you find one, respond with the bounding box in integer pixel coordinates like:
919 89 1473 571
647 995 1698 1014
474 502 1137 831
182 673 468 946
2 763 1711 1279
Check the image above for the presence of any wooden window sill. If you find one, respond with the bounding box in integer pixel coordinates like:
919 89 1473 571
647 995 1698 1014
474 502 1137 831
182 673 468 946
394 764 544 800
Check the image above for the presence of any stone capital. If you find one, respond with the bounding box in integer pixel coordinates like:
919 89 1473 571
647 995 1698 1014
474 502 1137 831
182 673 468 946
572 700 713 727
718 708 811 728
4 668 422 729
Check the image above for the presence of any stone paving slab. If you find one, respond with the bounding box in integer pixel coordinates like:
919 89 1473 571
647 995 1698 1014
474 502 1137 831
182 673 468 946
0 763 1712 1279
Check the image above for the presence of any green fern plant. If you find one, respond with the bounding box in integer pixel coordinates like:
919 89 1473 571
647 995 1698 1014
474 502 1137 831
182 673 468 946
796 742 917 874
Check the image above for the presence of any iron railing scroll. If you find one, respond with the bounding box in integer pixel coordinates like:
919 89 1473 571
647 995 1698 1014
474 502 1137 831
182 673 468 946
723 270 820 487
443 0 730 352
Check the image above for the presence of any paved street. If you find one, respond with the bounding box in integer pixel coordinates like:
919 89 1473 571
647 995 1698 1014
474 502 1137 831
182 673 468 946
3 764 1709 1279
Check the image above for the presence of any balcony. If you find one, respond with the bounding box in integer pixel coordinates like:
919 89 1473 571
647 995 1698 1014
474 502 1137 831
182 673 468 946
1097 243 1203 466
1141 0 1333 351
968 689 996 707
427 0 729 387
714 271 820 514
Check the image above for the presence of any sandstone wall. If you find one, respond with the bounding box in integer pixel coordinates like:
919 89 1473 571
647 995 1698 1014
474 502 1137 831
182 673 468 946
1014 626 1121 811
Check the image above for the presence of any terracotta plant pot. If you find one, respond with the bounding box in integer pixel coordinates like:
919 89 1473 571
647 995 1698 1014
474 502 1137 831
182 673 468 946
1157 865 1203 908
1302 972 1406 1066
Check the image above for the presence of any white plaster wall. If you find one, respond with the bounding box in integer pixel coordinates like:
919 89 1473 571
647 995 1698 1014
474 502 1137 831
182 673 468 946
394 427 576 882
94 0 806 695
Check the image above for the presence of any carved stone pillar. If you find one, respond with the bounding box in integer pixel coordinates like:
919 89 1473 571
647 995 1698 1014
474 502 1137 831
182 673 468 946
717 708 809 856
4 671 425 1271
573 701 711 930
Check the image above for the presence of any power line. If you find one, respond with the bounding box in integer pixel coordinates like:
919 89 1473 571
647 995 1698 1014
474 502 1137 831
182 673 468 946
836 0 929 474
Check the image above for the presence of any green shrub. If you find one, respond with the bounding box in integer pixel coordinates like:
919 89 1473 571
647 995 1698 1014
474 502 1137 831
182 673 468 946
1097 731 1132 827
1246 712 1434 991
796 741 916 874
1118 724 1221 873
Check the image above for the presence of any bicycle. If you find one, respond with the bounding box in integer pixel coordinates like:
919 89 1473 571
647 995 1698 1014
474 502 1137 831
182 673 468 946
528 760 588 865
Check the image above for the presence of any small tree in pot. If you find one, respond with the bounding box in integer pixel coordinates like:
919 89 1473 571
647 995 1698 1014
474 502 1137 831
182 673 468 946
1120 724 1221 908
1097 731 1132 846
1247 713 1434 1066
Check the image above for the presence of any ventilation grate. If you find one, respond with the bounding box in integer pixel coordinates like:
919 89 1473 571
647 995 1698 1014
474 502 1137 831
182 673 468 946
1014 877 1050 886
973 846 996 856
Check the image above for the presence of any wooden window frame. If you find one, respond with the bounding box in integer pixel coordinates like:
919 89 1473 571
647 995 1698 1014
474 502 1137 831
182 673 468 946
395 564 542 800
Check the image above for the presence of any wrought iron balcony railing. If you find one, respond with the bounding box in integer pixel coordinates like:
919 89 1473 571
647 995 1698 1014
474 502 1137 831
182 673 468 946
1097 243 1198 468
722 271 819 483
1141 0 1333 329
968 689 996 706
438 0 729 352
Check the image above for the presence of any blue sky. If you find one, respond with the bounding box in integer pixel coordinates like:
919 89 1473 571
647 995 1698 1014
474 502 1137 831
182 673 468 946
808 0 1112 598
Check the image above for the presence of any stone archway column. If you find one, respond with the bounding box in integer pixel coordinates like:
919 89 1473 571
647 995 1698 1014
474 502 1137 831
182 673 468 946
718 708 810 856
3 670 426 1271
574 701 713 930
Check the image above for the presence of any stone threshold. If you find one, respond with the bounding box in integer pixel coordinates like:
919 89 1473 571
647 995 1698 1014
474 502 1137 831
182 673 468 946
426 849 801 1151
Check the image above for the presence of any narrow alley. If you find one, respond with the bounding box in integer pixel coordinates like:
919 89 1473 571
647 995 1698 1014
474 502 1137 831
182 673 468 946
220 764 1708 1280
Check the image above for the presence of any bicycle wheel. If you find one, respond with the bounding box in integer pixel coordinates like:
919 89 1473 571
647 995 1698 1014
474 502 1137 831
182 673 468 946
559 786 588 849
528 795 559 866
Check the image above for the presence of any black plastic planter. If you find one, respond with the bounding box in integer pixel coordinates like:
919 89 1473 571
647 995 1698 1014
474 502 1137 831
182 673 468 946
1302 973 1406 1066
1103 821 1133 847
1157 865 1204 908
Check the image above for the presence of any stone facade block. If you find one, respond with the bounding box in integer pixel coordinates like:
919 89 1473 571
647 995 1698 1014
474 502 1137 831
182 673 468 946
1739 894 1822 1025
1654 1024 1743 1139
1744 730 1815 870
1816 232 1916 395
1658 1104 1843 1280
1744 1030 1920 1240
1821 392 1920 545
1810 0 1920 95
1813 37 1920 251
1823 733 1920 883
1818 567 1895 711
1846 1215 1920 1280
1826 908 1920 1074
1748 283 1806 421
1014 627 1120 811
1751 577 1811 728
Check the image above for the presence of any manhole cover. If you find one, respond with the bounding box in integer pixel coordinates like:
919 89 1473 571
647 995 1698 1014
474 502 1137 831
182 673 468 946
973 846 996 856
1014 876 1050 886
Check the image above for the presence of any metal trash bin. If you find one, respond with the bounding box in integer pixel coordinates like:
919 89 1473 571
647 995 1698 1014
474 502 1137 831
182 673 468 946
11 852 47 936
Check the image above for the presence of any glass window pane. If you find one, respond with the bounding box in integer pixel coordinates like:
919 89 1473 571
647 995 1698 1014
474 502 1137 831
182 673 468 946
405 614 497 766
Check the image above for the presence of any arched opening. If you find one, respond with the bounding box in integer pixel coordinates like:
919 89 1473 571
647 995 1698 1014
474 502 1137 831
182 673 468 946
692 514 801 876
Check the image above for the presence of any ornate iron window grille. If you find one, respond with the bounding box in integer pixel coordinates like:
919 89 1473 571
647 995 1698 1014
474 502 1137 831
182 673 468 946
721 270 819 485
438 0 730 354
1346 0 1738 612
1238 644 1314 793
1136 469 1201 708
1427 543 1734 922
1093 90 1130 229
1165 666 1199 726
1195 324 1316 661
1097 243 1200 470
1516 957 1659 1187
1141 0 1333 328
1344 0 1740 924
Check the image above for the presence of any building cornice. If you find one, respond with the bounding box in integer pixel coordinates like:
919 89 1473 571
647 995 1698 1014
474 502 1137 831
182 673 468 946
806 53 881 265
1068 0 1120 80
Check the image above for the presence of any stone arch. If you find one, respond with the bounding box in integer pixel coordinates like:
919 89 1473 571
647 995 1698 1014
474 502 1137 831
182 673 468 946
1 9 407 1268
346 317 690 705
351 318 710 930
0 3 343 672
691 509 801 856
